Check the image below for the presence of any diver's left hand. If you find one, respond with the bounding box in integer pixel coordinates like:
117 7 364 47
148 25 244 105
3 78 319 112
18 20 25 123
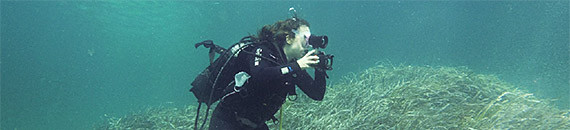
297 50 320 70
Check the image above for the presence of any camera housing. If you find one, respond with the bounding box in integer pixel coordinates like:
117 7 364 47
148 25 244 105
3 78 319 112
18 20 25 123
313 51 334 71
307 35 334 71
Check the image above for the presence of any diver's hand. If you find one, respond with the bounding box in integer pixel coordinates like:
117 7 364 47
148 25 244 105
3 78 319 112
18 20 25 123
297 50 320 70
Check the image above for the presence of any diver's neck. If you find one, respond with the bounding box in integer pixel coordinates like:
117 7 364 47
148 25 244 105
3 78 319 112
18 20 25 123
283 46 295 62
270 42 289 64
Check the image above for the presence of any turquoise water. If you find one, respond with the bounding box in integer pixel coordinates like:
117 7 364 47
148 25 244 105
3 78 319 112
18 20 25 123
1 1 568 129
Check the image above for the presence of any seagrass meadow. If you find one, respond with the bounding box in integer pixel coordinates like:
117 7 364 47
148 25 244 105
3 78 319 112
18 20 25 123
99 65 570 129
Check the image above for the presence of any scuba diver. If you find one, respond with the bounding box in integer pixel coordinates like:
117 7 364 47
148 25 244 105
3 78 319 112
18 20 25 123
190 8 333 130
210 18 326 130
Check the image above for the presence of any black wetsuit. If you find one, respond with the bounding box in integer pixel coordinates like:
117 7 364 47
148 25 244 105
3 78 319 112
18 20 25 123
208 44 327 130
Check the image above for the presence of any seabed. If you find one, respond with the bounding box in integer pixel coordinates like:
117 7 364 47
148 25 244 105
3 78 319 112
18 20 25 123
99 65 570 130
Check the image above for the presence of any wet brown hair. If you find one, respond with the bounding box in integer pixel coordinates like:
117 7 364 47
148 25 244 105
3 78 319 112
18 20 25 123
257 18 310 48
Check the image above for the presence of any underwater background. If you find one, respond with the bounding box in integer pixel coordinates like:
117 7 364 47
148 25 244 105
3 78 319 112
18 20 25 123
1 1 568 129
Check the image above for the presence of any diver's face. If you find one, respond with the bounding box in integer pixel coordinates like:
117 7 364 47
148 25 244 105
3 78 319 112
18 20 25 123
285 25 311 61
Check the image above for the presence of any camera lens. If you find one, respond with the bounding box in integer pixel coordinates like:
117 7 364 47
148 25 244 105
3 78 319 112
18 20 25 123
309 35 328 49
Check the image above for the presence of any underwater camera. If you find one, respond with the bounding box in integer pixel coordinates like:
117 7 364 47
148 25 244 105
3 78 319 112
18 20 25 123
308 35 334 71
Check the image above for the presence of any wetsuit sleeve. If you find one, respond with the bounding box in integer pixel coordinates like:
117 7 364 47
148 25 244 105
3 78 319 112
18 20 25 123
245 47 326 101
295 69 327 101
247 47 301 82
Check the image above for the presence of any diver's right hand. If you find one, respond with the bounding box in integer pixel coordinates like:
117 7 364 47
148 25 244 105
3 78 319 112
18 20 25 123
297 50 320 70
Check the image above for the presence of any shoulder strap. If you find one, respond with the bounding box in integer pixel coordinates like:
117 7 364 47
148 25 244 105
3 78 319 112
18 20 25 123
240 48 282 66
